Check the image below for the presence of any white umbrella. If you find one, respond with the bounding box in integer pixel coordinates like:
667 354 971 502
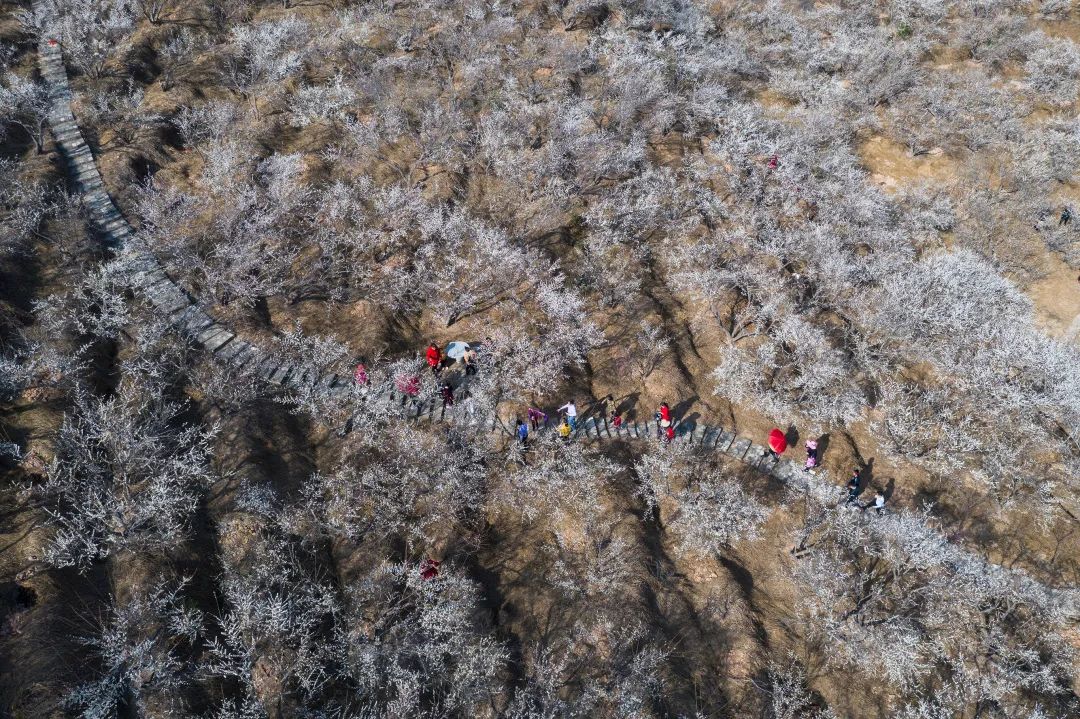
445 341 470 360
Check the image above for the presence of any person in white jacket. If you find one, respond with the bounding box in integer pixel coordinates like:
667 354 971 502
558 400 578 431
872 493 886 515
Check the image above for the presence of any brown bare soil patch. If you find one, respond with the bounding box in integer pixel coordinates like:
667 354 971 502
859 136 957 193
1028 253 1080 338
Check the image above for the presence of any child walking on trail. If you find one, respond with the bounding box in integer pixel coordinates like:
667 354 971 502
558 419 572 443
805 440 818 472
516 419 528 445
419 558 440 580
527 407 547 431
664 424 675 443
559 400 578 431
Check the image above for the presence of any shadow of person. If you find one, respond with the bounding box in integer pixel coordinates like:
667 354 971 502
620 391 642 421
862 458 875 488
785 424 800 449
671 397 700 426
883 477 896 501
816 432 830 462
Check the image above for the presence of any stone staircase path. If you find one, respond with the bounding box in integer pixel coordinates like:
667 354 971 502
30 26 825 486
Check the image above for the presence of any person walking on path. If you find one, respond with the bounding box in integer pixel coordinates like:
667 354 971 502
872 492 886 515
767 428 787 459
804 440 818 472
419 558 440 580
527 407 547 431
846 469 861 503
463 346 478 375
657 402 672 437
353 362 369 386
396 373 420 398
559 400 578 431
516 419 529 446
426 343 442 375
602 395 617 423
664 424 675 443
1061 206 1072 226
440 383 454 408
558 418 572 443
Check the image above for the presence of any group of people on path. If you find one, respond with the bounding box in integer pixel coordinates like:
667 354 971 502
513 397 676 447
425 342 479 377
428 341 483 408
760 427 885 511
767 426 887 514
376 348 895 512
844 468 886 513
359 340 483 401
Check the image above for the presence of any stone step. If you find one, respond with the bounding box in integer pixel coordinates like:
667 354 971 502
743 443 767 466
227 344 260 371
200 327 235 353
726 437 751 460
715 430 735 453
173 305 214 333
268 363 295 386
255 357 282 382
146 284 190 315
216 339 250 364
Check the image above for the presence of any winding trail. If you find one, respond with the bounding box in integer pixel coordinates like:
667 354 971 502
31 28 814 484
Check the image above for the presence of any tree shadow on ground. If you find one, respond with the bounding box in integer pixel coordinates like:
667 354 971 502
636 522 731 714
716 553 770 651
459 548 527 688
616 391 641 421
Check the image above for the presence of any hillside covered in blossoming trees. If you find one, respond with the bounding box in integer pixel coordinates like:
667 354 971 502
1 0 1079 717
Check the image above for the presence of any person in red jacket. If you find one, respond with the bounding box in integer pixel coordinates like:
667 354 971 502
664 424 675 443
426 343 441 374
353 362 369 386
419 558 440 580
